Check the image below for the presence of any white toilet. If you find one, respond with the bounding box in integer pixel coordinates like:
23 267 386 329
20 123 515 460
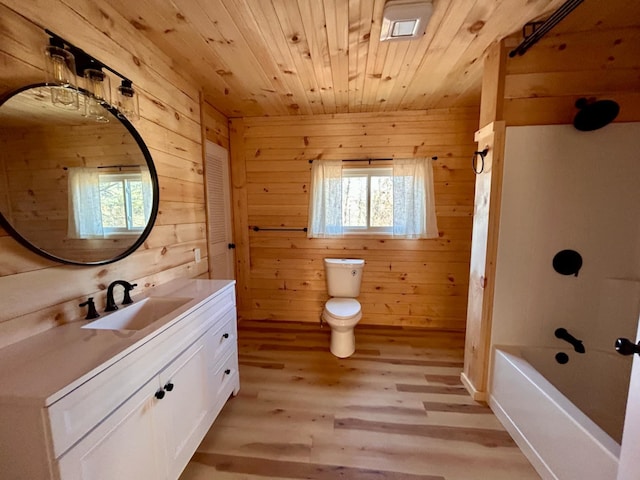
322 258 365 358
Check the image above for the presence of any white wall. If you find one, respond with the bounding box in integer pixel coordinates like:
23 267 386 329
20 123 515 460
492 123 640 354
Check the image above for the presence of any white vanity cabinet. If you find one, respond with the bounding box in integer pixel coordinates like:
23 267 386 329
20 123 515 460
0 279 239 480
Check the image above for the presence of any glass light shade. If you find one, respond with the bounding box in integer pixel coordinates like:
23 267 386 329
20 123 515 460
83 68 111 104
44 45 79 109
116 81 140 121
45 45 76 86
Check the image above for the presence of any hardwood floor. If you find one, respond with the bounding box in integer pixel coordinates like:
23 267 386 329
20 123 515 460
180 321 539 480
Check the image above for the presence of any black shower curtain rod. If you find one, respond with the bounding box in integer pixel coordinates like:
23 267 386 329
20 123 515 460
509 0 584 57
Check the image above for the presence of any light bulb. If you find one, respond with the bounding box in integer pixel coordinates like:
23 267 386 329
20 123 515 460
83 68 111 104
45 46 76 86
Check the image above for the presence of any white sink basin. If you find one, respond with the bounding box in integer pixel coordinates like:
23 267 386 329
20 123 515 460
82 297 192 331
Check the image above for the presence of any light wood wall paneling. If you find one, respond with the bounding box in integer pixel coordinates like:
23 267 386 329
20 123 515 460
0 2 209 347
230 109 478 329
502 25 640 125
202 97 230 149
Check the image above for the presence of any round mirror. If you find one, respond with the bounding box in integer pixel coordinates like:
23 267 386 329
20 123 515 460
0 84 159 265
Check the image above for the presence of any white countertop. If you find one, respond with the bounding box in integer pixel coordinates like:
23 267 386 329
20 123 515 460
0 278 235 406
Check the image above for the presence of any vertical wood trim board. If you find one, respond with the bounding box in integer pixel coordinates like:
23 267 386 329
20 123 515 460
462 121 506 397
229 109 479 329
0 3 208 348
229 118 251 316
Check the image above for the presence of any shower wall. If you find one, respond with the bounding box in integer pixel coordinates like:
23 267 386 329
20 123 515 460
491 123 640 353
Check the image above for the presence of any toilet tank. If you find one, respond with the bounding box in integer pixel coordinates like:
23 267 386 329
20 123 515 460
324 258 365 297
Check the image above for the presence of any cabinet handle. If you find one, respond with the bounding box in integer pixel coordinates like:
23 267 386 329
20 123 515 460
154 389 165 400
224 369 231 375
222 333 229 339
164 382 174 392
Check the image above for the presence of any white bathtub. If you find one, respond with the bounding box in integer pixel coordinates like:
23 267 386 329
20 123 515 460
490 346 632 480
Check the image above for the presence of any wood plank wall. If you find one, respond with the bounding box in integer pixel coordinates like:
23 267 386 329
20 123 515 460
502 28 640 125
0 1 220 349
202 96 230 149
230 109 479 330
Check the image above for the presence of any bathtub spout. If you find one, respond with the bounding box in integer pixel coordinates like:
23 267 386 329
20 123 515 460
555 328 585 353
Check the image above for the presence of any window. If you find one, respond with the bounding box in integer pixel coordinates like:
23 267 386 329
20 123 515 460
342 167 393 234
308 158 438 239
99 173 147 234
67 167 152 239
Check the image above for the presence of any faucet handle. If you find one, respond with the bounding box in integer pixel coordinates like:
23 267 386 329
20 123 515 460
122 283 138 305
79 297 100 320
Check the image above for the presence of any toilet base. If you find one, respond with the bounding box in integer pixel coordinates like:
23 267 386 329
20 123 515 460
330 329 355 358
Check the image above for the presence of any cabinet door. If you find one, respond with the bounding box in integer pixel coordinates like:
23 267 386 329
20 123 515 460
157 337 211 479
57 377 167 480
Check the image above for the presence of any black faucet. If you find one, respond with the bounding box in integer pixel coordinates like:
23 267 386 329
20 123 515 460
555 328 585 354
79 297 100 320
105 280 137 312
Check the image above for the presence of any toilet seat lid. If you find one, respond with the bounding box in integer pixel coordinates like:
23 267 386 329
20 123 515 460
325 298 361 319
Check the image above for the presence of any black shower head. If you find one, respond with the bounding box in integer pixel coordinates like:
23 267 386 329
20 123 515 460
573 97 620 131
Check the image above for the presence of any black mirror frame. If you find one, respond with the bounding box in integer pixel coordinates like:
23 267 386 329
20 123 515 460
0 83 159 266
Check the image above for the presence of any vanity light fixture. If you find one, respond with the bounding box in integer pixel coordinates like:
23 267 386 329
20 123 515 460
379 0 433 42
43 30 139 122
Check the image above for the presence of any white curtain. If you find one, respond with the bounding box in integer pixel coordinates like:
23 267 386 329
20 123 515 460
392 158 439 239
67 167 104 239
308 159 344 238
307 158 438 239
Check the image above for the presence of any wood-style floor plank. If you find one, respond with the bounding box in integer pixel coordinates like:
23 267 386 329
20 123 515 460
180 321 540 480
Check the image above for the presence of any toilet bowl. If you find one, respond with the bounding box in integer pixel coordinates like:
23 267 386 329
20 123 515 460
322 298 362 358
322 258 365 358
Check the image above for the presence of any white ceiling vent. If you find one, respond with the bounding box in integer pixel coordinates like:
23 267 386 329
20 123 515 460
380 0 433 42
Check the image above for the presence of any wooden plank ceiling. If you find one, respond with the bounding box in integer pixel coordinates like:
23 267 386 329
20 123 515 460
103 0 635 118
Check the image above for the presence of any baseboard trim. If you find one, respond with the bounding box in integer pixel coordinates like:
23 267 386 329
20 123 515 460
460 372 487 402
